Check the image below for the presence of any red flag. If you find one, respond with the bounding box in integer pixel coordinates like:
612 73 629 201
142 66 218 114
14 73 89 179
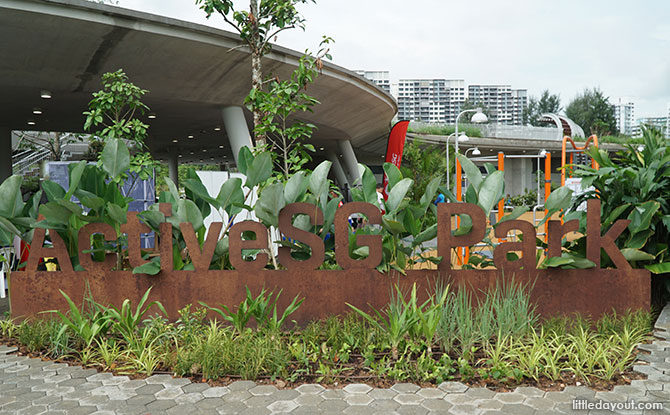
382 120 410 200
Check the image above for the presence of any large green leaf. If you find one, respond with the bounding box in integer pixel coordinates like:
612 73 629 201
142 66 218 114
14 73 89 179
169 199 204 231
132 259 161 276
164 177 180 202
308 160 332 208
627 200 660 234
320 197 341 239
284 172 308 204
539 256 574 269
477 170 504 216
456 153 483 191
545 186 573 212
0 175 24 218
414 223 437 245
382 216 405 234
419 177 441 212
184 178 219 210
245 152 273 188
217 177 245 216
387 178 413 213
646 263 670 274
620 248 655 262
38 202 72 227
0 217 21 239
74 189 105 210
65 161 87 199
236 146 254 176
496 206 529 227
101 138 130 179
42 180 66 202
106 202 128 225
383 163 403 190
254 182 285 227
359 164 378 204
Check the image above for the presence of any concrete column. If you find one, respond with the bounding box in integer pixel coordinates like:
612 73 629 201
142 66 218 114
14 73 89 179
222 106 253 165
327 152 349 189
0 128 11 182
338 140 361 186
167 150 179 187
504 158 532 197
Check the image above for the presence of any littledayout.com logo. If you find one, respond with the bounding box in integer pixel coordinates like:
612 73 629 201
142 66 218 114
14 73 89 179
573 399 663 412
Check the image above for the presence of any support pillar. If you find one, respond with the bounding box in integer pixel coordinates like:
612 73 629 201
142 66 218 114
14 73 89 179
167 150 179 187
327 152 349 189
222 106 253 166
338 140 361 186
0 128 11 182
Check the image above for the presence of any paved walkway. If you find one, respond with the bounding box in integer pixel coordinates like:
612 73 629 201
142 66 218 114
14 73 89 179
1 305 670 415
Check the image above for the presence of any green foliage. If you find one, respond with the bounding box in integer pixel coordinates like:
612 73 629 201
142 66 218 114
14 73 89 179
249 38 333 180
569 126 670 272
5 287 652 387
407 124 482 138
83 69 158 185
565 87 617 136
98 287 167 341
523 90 561 126
200 286 303 334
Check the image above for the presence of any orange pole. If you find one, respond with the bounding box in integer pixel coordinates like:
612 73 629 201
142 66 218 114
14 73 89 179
455 158 463 265
456 159 462 202
497 152 505 223
591 135 599 169
561 137 567 187
544 152 551 241
569 153 574 178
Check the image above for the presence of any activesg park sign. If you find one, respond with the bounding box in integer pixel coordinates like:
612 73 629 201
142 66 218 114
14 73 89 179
11 199 650 323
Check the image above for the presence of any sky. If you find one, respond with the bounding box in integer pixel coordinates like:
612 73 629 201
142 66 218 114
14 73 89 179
116 0 670 118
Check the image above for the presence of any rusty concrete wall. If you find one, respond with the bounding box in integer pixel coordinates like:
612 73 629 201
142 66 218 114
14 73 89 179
9 267 650 325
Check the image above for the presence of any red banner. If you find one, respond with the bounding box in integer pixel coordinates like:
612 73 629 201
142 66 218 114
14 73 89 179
381 120 410 200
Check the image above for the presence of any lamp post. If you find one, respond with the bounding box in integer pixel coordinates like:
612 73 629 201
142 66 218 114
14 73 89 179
454 108 488 195
446 132 469 190
464 147 481 157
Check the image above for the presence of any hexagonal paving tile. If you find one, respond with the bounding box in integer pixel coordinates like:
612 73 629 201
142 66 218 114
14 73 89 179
345 393 373 406
249 385 278 396
393 393 423 405
295 383 325 394
343 383 372 394
391 383 420 394
437 381 469 393
416 388 445 399
267 399 299 413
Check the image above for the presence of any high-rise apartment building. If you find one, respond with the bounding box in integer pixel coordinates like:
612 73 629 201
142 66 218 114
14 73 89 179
613 99 635 136
396 79 466 123
354 70 391 95
467 85 528 125
634 114 670 139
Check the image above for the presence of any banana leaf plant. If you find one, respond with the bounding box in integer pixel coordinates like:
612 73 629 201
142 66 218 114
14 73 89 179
564 126 670 274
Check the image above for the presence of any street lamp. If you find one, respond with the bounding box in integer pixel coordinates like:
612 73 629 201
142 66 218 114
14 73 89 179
446 132 469 190
454 108 488 194
464 147 481 157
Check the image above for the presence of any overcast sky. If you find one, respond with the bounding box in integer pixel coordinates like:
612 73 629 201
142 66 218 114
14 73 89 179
116 0 670 118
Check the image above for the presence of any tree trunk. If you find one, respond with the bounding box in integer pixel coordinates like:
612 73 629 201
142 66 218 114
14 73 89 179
53 132 62 161
249 0 265 148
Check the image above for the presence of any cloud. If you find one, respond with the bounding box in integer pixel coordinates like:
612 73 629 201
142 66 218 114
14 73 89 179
116 0 670 117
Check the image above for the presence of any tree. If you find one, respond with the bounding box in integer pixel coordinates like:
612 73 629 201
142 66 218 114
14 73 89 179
252 38 332 180
523 90 561 126
83 69 158 188
565 88 617 136
15 131 82 162
196 0 316 148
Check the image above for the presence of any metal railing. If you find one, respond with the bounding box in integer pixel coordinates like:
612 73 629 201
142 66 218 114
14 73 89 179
12 149 51 175
410 121 563 141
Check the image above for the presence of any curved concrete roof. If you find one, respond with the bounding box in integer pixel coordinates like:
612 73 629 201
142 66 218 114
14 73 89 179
0 0 397 163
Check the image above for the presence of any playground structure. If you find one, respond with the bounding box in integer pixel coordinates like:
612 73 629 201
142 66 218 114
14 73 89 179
452 135 601 267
